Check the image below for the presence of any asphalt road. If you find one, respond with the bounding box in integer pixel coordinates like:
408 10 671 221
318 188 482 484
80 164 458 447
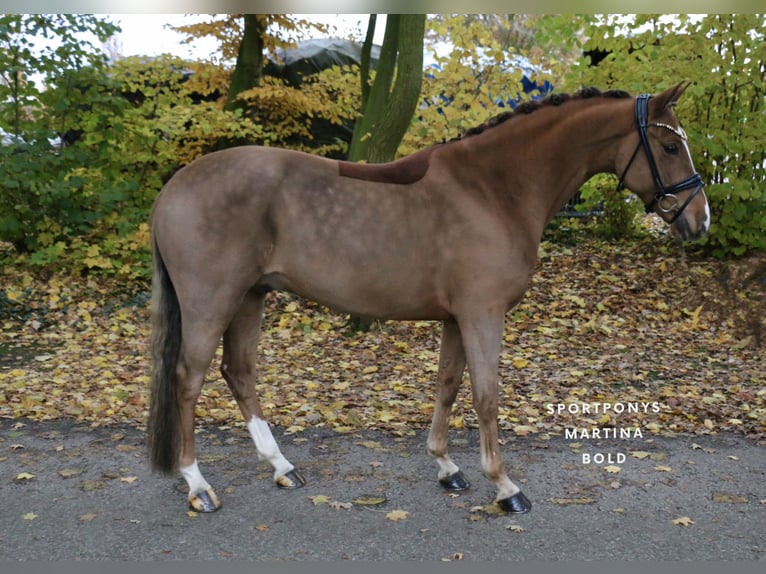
1 418 764 561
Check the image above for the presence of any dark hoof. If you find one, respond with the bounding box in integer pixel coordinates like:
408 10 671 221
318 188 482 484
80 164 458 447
189 488 221 513
439 471 470 491
498 491 532 514
276 469 306 489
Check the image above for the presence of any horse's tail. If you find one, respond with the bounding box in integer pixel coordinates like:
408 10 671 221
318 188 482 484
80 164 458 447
147 239 182 474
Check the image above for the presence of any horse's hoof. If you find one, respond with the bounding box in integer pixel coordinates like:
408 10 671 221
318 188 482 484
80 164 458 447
498 491 532 514
439 471 470 491
276 469 306 489
189 488 221 513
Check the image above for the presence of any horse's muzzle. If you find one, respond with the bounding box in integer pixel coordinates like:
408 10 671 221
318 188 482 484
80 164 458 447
670 196 711 242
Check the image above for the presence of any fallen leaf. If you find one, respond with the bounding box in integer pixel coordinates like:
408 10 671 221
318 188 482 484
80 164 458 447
16 472 35 481
549 497 597 505
442 552 464 561
386 509 409 521
506 524 524 532
511 357 529 369
654 465 672 472
186 511 198 518
329 501 353 510
604 465 621 474
255 524 270 532
22 512 38 520
79 513 97 522
672 516 694 526
353 495 388 506
309 495 330 506
630 450 652 459
59 468 85 478
80 479 106 491
711 492 748 504
120 476 138 483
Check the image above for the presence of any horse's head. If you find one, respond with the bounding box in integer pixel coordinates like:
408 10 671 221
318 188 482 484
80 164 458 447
616 83 710 241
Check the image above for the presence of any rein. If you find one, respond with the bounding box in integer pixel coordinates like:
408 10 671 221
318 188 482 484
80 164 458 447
617 93 704 223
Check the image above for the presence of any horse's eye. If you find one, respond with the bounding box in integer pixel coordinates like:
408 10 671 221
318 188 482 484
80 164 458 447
663 143 679 155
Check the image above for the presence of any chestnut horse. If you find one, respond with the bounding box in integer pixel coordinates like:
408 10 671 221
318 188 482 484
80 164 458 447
148 84 709 513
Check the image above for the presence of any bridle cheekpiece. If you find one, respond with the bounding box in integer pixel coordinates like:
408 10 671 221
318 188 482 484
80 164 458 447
617 93 704 223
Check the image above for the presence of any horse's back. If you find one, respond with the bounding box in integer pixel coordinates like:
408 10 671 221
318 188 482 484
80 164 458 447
158 146 334 205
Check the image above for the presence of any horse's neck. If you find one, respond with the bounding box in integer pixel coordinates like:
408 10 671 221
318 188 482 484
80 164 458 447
447 100 632 224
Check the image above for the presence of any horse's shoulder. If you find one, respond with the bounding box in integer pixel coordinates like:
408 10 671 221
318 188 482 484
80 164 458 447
337 146 438 185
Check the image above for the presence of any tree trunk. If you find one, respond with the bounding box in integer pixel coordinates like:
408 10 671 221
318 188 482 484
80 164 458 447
225 14 265 111
348 14 425 163
346 14 426 331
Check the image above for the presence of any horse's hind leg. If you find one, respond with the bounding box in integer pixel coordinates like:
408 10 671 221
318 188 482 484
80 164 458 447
177 319 226 512
221 290 305 489
427 319 470 491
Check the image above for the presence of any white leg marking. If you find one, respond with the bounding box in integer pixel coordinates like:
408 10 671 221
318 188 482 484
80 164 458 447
433 454 460 480
495 476 520 501
180 459 212 497
247 416 294 479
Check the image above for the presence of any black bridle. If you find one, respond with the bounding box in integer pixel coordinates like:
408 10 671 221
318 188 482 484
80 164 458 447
616 93 704 223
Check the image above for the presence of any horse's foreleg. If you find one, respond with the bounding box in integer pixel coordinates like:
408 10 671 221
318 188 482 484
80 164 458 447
221 291 305 490
460 312 531 514
427 319 470 491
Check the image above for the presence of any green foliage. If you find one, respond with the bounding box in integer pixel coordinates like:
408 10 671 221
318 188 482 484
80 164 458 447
0 15 120 255
576 174 644 240
1 39 265 277
235 66 359 157
550 14 766 257
401 15 566 155
0 15 362 279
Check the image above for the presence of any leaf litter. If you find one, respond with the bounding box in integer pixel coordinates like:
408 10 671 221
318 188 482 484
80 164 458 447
0 236 764 440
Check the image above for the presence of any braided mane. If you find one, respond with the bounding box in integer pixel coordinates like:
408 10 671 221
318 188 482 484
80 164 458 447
456 87 632 140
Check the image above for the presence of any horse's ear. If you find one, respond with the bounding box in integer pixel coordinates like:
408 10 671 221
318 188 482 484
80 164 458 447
649 82 690 117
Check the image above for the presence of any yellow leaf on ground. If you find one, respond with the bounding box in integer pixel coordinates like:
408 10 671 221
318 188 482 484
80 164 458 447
512 357 529 369
630 451 651 459
16 472 35 481
353 495 387 506
604 465 621 473
672 516 694 526
386 509 409 521
23 512 38 520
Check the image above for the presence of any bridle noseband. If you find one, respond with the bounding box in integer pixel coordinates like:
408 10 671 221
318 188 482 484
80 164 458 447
617 93 704 223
